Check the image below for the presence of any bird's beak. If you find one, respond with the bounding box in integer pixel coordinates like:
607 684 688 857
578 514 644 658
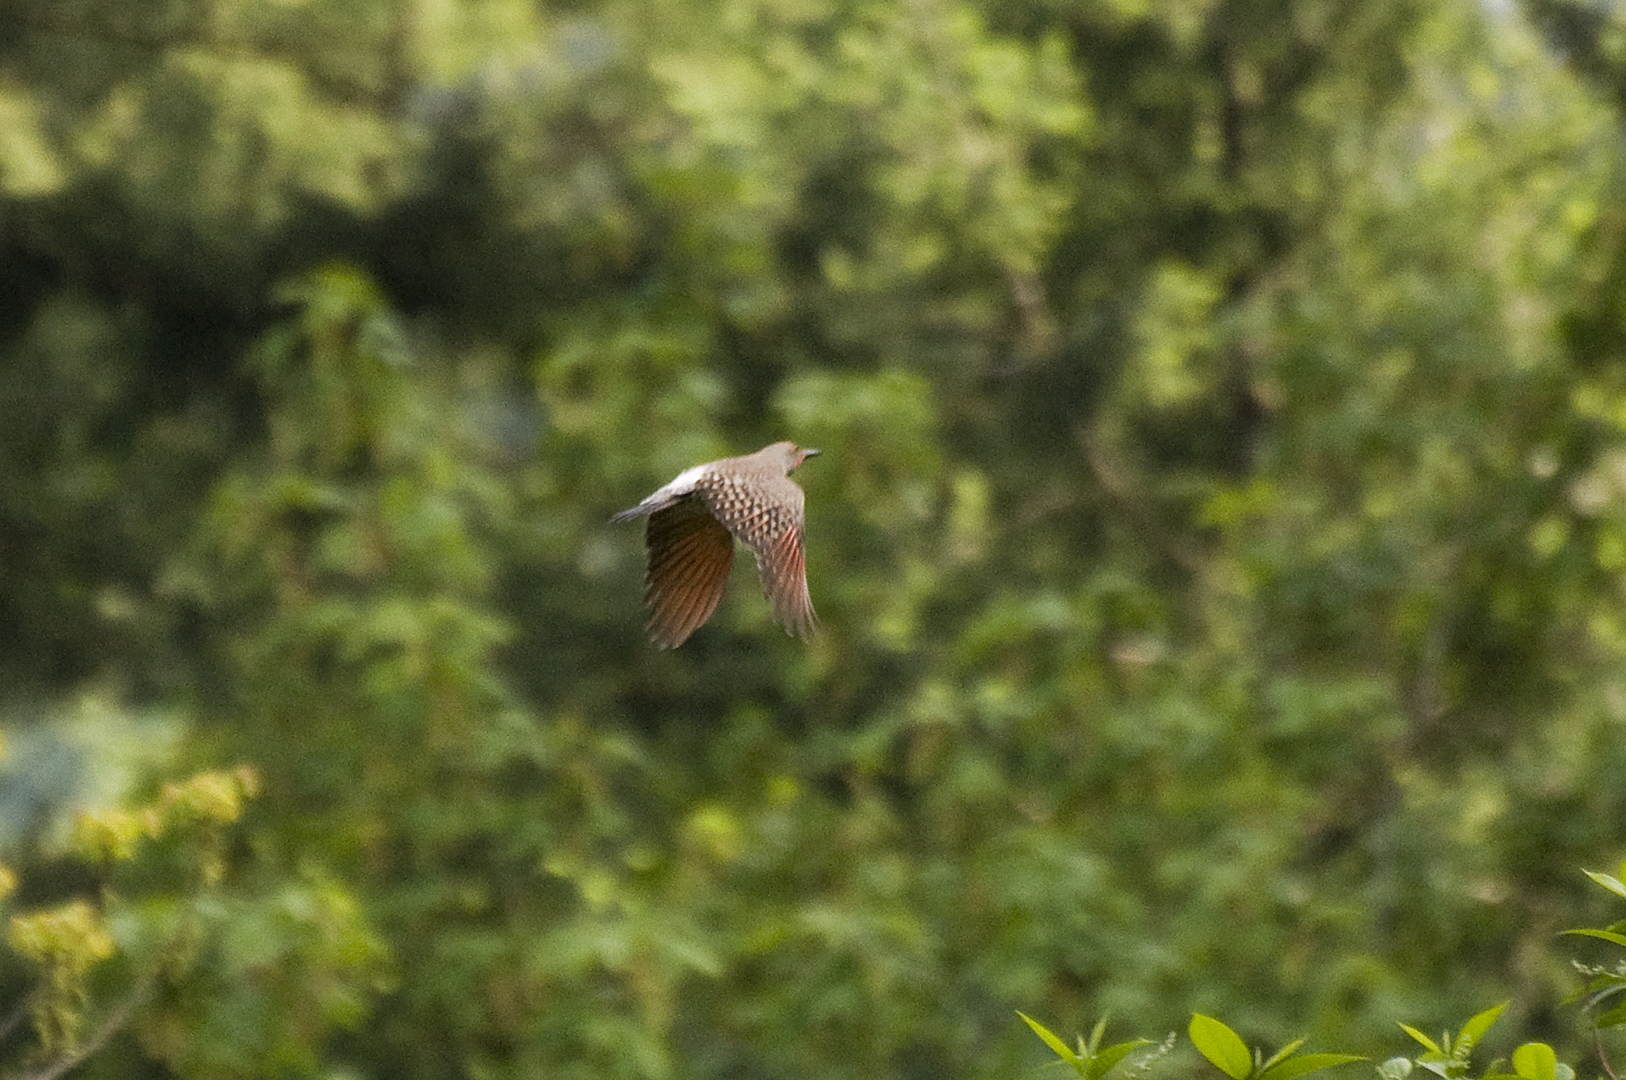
801 448 821 459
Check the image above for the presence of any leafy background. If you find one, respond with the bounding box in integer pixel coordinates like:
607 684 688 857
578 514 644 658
3 0 1626 1077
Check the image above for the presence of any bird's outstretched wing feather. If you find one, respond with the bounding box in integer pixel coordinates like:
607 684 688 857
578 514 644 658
642 498 735 648
758 520 817 639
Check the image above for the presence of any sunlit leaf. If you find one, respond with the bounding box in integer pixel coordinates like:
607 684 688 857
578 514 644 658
1260 1037 1306 1073
1511 1042 1557 1080
1019 1011 1081 1066
1261 1053 1367 1080
1458 1002 1509 1055
1088 1038 1157 1080
1562 928 1626 948
1398 1025 1442 1055
1583 869 1626 900
1191 1014 1254 1080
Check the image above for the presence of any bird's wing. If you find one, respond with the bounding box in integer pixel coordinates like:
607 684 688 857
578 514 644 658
642 498 735 648
699 476 817 640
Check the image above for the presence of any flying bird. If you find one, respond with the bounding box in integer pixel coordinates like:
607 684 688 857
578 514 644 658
612 442 820 647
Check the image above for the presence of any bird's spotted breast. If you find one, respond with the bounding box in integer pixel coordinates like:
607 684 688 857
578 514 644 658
698 473 794 545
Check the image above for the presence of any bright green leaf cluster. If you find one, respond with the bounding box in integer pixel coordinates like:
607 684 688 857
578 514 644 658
8 898 117 1056
1567 860 1626 1029
1024 861 1626 1080
1398 1002 1509 1080
71 766 260 864
1188 1014 1365 1080
1019 1012 1158 1080
1026 1006 1561 1080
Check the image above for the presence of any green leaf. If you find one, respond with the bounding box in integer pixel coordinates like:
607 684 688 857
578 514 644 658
1584 869 1626 900
1398 1025 1442 1055
1088 1038 1156 1080
1259 1053 1368 1080
1260 1037 1306 1073
1562 928 1626 948
1597 994 1626 1029
1457 1002 1509 1056
1020 1012 1082 1066
1377 1056 1415 1080
1511 1043 1556 1080
1191 1014 1254 1080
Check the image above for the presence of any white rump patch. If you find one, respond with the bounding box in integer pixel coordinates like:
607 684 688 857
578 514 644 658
659 464 708 498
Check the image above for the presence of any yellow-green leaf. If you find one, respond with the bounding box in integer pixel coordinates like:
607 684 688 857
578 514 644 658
1191 1014 1253 1080
1512 1043 1557 1080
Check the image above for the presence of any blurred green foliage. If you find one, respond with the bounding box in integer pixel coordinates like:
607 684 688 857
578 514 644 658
3 0 1626 1077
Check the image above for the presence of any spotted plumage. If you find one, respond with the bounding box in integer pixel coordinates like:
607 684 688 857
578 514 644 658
611 442 819 647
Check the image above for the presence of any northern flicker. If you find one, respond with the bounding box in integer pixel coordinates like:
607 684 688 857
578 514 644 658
612 442 820 648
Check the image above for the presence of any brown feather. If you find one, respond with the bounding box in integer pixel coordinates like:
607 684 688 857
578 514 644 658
643 500 734 647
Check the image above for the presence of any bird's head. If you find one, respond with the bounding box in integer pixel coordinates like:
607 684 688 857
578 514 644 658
768 441 821 473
